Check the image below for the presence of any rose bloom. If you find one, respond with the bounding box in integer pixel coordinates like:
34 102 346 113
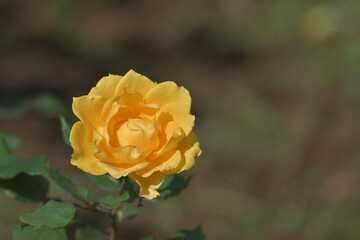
70 70 201 199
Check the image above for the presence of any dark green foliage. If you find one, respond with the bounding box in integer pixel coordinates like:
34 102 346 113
95 191 130 210
13 225 67 240
121 177 137 202
0 131 20 154
35 94 67 117
45 165 89 202
121 205 138 219
75 226 106 240
137 237 156 240
153 175 190 201
19 200 76 229
0 155 46 179
0 133 10 154
0 93 67 119
87 173 117 192
167 226 205 240
0 173 49 203
59 115 72 146
0 132 21 151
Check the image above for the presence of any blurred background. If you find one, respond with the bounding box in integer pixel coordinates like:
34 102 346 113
1 0 360 239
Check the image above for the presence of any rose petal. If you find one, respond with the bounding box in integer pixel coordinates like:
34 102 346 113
163 132 201 175
72 95 106 128
97 161 149 179
160 102 195 135
70 122 106 175
129 171 165 200
101 91 143 122
136 150 182 178
89 74 123 99
115 69 156 96
97 145 151 164
152 121 184 158
134 103 160 121
105 104 133 147
93 129 152 164
144 81 191 106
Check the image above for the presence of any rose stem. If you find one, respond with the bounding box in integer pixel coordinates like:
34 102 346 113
117 177 126 195
73 202 108 214
109 177 128 240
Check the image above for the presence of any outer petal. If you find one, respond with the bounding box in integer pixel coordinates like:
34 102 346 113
144 81 191 106
134 103 160 121
115 69 156 96
70 121 106 175
101 91 143 122
151 121 184 158
89 74 123 99
163 131 201 175
136 150 182 178
96 161 149 179
160 102 195 135
129 171 165 200
94 137 152 164
72 95 106 128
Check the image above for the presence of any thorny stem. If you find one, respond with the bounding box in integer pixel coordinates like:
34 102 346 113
73 177 129 240
109 177 128 240
118 177 126 195
109 208 118 240
137 197 144 208
73 202 108 214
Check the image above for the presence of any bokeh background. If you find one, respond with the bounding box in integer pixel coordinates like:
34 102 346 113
1 0 360 239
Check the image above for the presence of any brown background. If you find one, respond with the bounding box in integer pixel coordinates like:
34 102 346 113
1 0 360 239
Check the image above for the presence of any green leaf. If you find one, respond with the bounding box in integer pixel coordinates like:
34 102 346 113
34 94 66 117
153 175 190 201
122 178 137 202
0 94 66 119
0 98 30 119
13 225 67 240
59 115 72 146
19 200 76 229
121 205 138 219
95 191 130 210
0 133 10 154
0 173 49 202
167 225 205 240
45 165 89 202
75 226 106 240
137 237 156 240
1 132 21 150
87 174 117 192
0 155 46 179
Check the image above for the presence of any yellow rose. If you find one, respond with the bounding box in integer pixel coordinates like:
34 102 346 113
70 70 201 199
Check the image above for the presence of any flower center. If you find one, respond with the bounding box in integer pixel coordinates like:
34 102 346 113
117 118 159 152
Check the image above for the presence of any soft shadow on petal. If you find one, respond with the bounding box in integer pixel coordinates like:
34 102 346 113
151 121 184 158
97 161 149 179
136 150 182 178
134 103 160 121
72 95 106 128
129 171 166 200
101 91 143 122
95 141 151 165
105 104 133 147
89 74 123 99
115 69 156 96
163 131 201 175
70 121 106 175
93 127 152 165
160 102 195 135
144 81 191 106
